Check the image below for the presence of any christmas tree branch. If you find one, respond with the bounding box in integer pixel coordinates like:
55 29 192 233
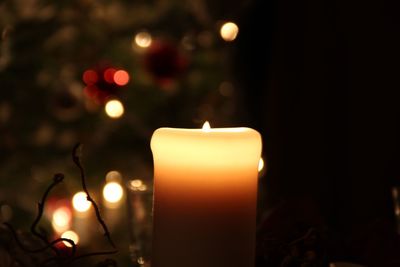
72 143 116 249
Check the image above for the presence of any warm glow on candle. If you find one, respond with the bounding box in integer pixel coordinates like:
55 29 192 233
105 99 124 119
61 230 79 247
220 22 239 42
72 192 91 212
202 121 211 132
103 182 124 203
151 126 262 267
52 207 71 233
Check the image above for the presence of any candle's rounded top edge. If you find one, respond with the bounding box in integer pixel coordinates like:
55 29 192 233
153 127 259 133
150 127 263 156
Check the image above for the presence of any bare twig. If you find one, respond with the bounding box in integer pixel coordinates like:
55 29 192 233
4 145 118 267
4 222 76 255
30 173 64 245
72 143 116 248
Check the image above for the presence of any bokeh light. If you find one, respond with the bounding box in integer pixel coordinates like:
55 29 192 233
52 207 71 233
138 184 147 191
72 191 91 212
82 70 98 85
219 81 234 97
137 257 146 265
105 99 124 119
129 179 148 191
104 68 117 83
134 32 152 48
61 230 79 247
130 179 143 188
220 22 239 42
103 182 124 203
106 170 122 183
258 158 264 172
113 70 130 86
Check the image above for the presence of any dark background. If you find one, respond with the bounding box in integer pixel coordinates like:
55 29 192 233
236 0 400 265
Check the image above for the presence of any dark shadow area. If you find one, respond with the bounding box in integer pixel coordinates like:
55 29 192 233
235 0 400 266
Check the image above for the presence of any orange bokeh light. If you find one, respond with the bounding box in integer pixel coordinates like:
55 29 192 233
113 70 130 86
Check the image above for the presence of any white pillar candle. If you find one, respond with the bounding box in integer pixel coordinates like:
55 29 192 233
150 123 262 267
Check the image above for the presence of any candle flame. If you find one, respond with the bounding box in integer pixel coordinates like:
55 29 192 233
202 121 211 132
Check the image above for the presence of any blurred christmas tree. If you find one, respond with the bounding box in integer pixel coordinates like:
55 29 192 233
0 0 246 265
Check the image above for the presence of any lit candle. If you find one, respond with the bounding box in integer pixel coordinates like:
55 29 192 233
150 122 262 267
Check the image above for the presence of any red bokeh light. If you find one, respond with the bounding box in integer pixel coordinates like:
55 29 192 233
113 70 130 86
104 68 117 84
82 70 98 85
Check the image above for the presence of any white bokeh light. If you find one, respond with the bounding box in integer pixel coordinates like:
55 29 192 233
103 182 124 203
61 230 79 247
72 191 91 212
52 207 71 233
105 99 124 119
134 32 152 48
220 22 239 42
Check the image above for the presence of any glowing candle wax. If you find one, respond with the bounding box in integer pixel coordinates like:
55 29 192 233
150 123 262 267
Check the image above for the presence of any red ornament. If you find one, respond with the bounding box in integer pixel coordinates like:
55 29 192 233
144 41 188 84
82 64 130 104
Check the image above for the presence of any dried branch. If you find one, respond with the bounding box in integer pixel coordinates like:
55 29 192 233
72 143 116 248
3 144 118 267
30 173 64 245
4 223 76 254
